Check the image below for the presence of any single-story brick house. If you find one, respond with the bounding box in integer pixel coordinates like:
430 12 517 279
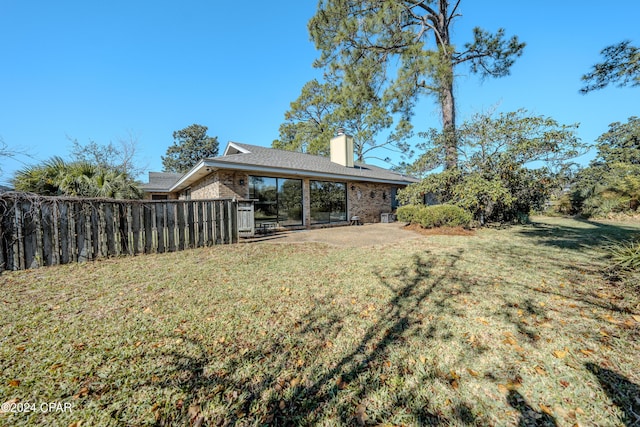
142 133 419 230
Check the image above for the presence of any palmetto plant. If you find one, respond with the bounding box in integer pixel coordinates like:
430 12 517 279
606 238 640 272
13 157 142 199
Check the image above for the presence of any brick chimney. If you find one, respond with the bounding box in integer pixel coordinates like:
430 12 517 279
330 129 354 167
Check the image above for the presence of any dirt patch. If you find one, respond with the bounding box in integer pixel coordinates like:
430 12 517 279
404 223 476 236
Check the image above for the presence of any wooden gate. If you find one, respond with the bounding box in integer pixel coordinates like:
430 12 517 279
237 200 255 237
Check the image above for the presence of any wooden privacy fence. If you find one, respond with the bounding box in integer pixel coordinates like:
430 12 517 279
0 193 239 271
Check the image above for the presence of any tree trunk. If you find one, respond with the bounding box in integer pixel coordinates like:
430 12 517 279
436 1 458 170
441 79 457 170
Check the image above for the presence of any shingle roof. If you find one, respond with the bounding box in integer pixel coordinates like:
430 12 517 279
148 142 419 193
204 142 419 184
141 172 184 191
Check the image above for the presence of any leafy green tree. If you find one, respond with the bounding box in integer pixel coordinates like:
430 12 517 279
581 41 640 93
273 80 336 157
399 110 583 224
162 124 219 173
13 157 142 199
274 70 413 163
309 0 525 169
572 117 640 215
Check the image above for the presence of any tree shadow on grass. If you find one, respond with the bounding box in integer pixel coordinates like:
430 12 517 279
134 250 495 425
506 390 557 427
586 363 640 427
518 218 640 251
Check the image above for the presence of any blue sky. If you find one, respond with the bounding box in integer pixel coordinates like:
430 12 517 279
0 1 638 186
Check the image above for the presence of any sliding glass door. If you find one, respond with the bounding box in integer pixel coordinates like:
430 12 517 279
310 181 347 224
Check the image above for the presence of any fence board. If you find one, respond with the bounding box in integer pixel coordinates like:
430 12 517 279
0 194 239 271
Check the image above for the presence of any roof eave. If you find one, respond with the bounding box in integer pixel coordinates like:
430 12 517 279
179 160 417 187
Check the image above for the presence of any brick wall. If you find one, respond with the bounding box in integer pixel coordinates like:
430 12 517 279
190 171 249 200
348 181 398 223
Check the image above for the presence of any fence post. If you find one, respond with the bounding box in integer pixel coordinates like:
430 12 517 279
51 201 60 266
13 199 24 270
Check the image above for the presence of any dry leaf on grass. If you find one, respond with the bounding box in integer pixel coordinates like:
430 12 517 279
539 404 553 416
467 368 480 377
553 349 569 359
355 404 368 426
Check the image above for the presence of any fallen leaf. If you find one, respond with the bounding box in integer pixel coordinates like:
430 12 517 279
560 380 570 388
579 349 594 356
467 368 480 377
497 384 508 393
68 422 83 427
8 379 20 387
419 356 426 364
15 345 26 352
73 387 89 399
502 336 517 346
632 315 640 323
553 349 569 359
188 404 202 425
355 404 368 426
279 400 286 410
535 366 547 376
289 378 300 388
143 307 152 314
539 404 553 416
602 314 621 324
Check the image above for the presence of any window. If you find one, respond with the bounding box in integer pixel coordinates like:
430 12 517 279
151 194 168 200
310 181 347 224
249 176 302 227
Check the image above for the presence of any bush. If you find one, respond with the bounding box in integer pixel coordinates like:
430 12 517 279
396 205 422 223
604 238 640 291
399 204 472 228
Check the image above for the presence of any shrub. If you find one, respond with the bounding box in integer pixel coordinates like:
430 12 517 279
396 204 422 223
411 205 471 228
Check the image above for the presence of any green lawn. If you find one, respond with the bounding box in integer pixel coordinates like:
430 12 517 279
1 217 639 426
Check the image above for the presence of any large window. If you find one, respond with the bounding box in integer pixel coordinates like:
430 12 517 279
249 176 302 227
310 181 347 224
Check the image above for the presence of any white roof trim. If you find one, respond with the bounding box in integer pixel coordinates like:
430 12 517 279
168 159 206 192
223 141 251 156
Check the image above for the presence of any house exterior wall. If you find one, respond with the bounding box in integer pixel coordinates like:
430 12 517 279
186 169 404 226
347 181 398 223
190 171 249 200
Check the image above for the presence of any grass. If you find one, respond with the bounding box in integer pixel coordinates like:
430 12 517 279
1 216 639 426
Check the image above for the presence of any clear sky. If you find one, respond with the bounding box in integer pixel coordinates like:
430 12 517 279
1 1 638 186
